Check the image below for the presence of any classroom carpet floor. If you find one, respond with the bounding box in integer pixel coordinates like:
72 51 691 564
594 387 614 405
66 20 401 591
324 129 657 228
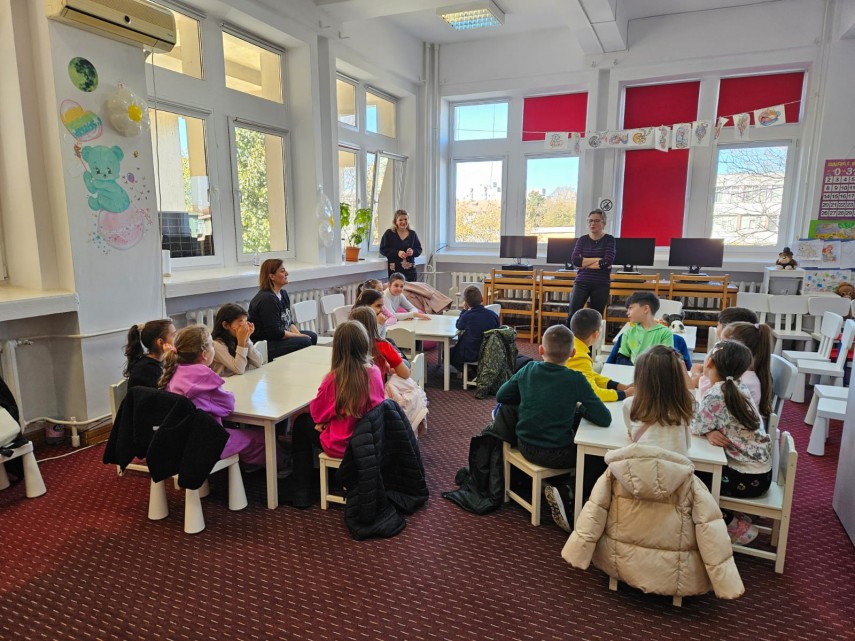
1 341 853 641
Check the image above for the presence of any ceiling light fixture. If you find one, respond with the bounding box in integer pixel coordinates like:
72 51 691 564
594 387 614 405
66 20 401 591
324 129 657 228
438 1 505 31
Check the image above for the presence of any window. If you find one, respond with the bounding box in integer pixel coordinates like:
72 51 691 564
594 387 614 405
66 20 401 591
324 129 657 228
524 156 579 241
337 78 356 127
222 32 283 103
453 102 508 141
369 153 407 245
366 90 396 137
338 148 358 217
453 159 504 243
712 144 789 246
151 9 202 78
231 123 290 256
522 93 587 142
150 108 213 258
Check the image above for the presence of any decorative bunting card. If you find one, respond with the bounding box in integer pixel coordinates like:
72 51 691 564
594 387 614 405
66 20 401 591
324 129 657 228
754 105 786 127
581 130 607 150
714 116 728 140
544 132 569 150
627 128 654 148
733 113 750 140
655 125 670 152
671 123 691 150
606 130 629 147
691 120 711 147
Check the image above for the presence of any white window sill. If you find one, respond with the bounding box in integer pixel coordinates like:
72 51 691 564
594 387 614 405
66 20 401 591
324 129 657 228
163 257 389 299
0 286 78 322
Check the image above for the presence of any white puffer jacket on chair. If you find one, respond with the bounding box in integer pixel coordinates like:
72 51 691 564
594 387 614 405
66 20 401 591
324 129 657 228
562 443 744 599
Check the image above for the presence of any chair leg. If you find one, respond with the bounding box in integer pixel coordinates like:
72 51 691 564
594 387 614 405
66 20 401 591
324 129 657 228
771 519 781 547
791 372 806 403
503 454 511 503
774 516 791 574
672 595 683 608
184 488 206 534
21 451 46 498
319 460 329 510
198 479 210 499
531 473 542 526
148 479 169 520
0 462 9 491
227 464 248 511
807 416 828 456
609 577 618 592
805 394 819 425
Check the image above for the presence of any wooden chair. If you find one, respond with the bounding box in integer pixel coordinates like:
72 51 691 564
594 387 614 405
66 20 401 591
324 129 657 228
537 270 575 340
605 273 660 336
791 318 855 403
318 452 345 509
487 269 538 342
768 294 813 355
735 292 771 324
720 428 797 574
319 293 345 335
503 441 573 526
667 274 729 329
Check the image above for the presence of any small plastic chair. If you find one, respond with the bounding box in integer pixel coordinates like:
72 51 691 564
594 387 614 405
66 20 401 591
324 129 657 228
320 293 345 335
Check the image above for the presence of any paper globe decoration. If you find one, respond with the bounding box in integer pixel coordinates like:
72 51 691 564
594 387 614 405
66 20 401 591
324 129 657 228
106 84 150 137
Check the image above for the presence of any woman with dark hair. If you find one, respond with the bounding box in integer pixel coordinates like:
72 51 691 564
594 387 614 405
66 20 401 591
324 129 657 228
211 303 263 376
567 209 616 321
379 209 422 281
248 259 317 361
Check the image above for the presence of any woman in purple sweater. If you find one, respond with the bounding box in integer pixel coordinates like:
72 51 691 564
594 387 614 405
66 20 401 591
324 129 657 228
567 209 616 321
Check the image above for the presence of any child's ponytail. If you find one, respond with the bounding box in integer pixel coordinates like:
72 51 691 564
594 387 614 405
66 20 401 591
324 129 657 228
124 324 145 377
710 340 761 431
158 325 209 390
158 350 178 390
719 322 773 416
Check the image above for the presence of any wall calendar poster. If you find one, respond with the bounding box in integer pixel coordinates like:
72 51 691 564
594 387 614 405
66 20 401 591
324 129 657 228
818 159 855 219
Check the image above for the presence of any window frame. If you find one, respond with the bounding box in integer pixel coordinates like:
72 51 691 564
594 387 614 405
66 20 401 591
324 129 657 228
150 100 221 268
365 86 398 139
150 1 205 80
449 155 508 247
221 25 285 105
336 75 359 131
452 99 511 142
522 151 582 243
228 117 295 262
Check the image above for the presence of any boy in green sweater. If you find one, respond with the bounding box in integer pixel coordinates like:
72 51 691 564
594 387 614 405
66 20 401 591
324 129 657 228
616 290 675 365
496 324 611 531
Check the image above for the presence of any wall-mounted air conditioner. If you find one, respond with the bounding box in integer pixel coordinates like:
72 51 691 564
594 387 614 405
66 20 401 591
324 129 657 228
46 0 176 53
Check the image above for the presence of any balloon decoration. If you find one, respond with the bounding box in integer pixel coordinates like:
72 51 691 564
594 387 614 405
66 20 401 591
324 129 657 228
315 185 335 248
105 83 150 137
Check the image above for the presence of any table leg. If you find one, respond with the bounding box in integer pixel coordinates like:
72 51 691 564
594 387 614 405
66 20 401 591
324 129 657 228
443 338 450 391
711 465 722 504
574 446 586 524
264 420 278 509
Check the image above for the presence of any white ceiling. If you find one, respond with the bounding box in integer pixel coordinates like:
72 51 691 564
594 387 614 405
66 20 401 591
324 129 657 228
313 0 779 50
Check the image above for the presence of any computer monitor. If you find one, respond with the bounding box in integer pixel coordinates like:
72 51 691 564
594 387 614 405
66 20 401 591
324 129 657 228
546 238 577 270
499 235 537 268
668 238 724 275
614 238 655 273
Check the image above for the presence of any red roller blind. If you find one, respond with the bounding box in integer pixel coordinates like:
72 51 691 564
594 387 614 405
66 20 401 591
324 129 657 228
717 71 805 126
621 81 700 244
522 93 588 142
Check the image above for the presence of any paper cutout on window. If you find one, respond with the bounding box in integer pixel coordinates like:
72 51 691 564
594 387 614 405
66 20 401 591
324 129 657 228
733 113 750 141
754 105 786 127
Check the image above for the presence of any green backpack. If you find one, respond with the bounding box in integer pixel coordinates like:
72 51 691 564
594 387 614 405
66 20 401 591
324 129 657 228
474 326 518 399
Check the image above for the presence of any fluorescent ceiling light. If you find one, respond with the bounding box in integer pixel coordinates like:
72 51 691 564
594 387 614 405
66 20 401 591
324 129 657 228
438 1 505 31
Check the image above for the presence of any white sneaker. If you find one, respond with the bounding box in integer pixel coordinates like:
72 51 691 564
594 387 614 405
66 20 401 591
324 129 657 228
544 484 571 533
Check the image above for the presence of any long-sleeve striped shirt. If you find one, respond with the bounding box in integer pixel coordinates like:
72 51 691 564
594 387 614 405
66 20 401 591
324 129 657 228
572 234 616 286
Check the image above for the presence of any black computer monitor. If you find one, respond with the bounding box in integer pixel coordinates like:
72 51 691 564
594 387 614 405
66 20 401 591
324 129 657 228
546 238 577 270
614 238 655 273
668 238 724 274
499 235 537 267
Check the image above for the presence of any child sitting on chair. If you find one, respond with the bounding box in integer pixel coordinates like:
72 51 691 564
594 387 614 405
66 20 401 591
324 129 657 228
450 285 499 372
616 291 676 365
567 308 633 402
496 324 611 531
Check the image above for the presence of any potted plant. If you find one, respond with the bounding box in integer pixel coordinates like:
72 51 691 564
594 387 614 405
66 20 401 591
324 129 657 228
340 202 372 262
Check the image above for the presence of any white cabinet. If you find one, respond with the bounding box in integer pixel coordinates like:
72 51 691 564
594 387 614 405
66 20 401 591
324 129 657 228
761 266 805 294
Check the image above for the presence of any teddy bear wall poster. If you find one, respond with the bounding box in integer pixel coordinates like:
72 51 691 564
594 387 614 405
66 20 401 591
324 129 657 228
58 56 153 253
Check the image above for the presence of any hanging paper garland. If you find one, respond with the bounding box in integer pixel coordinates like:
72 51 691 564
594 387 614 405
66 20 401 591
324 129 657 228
106 83 150 137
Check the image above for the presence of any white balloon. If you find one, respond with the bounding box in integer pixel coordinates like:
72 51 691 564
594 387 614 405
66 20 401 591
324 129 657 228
316 187 335 222
318 220 334 247
105 84 150 137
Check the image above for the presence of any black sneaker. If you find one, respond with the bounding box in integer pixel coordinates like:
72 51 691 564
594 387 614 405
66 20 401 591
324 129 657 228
544 484 571 532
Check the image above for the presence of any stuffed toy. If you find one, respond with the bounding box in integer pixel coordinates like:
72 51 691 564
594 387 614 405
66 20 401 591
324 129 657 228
836 282 855 300
775 247 798 270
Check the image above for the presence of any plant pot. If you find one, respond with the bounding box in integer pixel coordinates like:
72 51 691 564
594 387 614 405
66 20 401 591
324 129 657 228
345 246 361 262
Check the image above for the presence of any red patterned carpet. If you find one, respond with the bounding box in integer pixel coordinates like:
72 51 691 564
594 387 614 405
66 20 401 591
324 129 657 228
1 344 853 641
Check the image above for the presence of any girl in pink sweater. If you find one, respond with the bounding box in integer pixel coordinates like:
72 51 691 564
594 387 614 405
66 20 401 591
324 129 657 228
289 320 386 507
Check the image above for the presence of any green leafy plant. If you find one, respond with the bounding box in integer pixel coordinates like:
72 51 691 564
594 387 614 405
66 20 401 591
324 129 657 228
339 202 372 247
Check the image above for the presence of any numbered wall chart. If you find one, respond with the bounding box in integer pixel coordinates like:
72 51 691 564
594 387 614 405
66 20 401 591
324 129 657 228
818 159 855 219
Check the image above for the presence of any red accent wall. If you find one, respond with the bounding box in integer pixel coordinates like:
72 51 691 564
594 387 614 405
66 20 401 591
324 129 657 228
621 82 700 245
522 93 588 142
717 71 805 125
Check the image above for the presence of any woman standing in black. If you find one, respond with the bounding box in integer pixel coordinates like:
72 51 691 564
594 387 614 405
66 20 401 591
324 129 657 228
379 209 422 282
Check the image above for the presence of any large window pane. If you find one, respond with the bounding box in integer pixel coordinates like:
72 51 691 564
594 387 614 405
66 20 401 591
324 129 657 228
234 126 288 254
366 91 396 137
337 79 356 127
524 156 579 242
338 148 357 225
223 32 282 103
454 102 508 141
151 10 202 78
712 145 788 246
454 159 503 243
150 109 213 257
370 154 406 246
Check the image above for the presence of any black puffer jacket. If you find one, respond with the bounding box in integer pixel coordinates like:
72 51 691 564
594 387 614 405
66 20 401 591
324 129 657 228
103 387 228 490
337 399 429 540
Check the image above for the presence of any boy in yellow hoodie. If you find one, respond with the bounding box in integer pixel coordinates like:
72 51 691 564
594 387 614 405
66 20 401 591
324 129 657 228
567 309 634 402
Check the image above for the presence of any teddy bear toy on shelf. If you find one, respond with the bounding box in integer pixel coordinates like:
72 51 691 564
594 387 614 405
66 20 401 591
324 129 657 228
836 282 855 300
775 247 798 270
